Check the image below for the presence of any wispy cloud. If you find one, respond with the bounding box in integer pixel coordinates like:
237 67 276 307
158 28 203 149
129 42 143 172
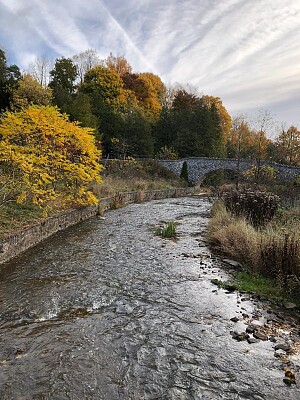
0 0 299 125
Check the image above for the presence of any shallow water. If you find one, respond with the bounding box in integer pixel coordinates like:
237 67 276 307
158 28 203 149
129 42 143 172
0 197 299 399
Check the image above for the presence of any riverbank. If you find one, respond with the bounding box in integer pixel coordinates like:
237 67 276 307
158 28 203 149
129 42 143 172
0 159 186 239
0 187 195 265
206 185 300 306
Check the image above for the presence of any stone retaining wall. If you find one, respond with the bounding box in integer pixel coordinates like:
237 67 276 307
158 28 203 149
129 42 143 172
0 187 194 265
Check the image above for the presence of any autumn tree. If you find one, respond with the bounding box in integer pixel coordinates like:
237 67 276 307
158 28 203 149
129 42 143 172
11 74 53 109
250 110 273 166
275 125 300 166
0 105 102 208
121 72 164 119
104 53 132 75
227 115 252 158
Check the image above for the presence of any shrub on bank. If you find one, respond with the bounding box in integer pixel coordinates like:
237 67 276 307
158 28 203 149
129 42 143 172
0 105 102 208
219 186 280 227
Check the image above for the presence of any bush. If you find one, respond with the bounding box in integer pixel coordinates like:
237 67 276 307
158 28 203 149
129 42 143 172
0 105 102 208
220 187 280 227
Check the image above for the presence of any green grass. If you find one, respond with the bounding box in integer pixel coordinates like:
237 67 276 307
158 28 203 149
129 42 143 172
234 271 283 300
156 221 177 239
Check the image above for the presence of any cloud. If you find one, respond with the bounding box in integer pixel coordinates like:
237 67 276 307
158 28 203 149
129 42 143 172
0 0 299 125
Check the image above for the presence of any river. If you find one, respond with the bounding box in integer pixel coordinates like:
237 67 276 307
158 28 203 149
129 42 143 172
0 197 299 399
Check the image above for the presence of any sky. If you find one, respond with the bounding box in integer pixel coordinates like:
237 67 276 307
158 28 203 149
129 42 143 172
0 0 299 130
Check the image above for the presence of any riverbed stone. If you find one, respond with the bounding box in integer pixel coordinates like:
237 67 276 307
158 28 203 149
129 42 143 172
230 331 249 341
222 259 242 268
253 331 268 341
283 302 297 310
247 338 260 344
246 324 258 334
274 343 291 352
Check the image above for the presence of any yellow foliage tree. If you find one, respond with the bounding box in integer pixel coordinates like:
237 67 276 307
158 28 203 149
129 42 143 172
0 105 102 208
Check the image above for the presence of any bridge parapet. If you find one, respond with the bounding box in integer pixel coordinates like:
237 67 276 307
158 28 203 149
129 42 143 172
157 157 300 184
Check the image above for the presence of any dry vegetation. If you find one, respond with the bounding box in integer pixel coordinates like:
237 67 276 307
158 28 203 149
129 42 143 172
93 159 186 198
207 183 300 301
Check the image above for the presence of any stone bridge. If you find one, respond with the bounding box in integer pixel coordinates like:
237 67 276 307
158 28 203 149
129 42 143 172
158 157 300 185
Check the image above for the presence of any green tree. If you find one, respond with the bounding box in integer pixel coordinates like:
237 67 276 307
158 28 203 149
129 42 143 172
11 74 53 109
49 57 78 109
0 49 21 112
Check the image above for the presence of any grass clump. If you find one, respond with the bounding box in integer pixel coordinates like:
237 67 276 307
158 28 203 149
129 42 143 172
156 221 177 239
235 271 283 300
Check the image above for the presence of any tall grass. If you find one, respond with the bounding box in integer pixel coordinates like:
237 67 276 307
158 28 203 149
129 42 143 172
207 199 300 298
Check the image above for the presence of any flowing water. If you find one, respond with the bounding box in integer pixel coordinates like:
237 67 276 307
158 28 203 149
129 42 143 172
0 197 299 399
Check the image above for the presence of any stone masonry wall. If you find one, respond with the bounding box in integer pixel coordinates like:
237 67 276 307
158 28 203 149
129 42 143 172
0 187 194 265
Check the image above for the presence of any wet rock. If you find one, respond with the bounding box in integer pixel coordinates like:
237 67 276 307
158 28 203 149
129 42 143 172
246 324 258 334
274 344 291 352
230 331 249 341
116 303 134 314
283 302 297 310
222 259 241 268
253 331 268 341
247 338 260 344
230 317 239 323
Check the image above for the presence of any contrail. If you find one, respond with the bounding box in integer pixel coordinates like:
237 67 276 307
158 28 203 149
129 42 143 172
99 0 158 73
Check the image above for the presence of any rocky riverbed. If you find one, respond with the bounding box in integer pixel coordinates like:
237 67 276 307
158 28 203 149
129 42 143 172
0 197 299 399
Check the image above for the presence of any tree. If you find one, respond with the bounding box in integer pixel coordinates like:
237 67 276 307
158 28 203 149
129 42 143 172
227 115 252 158
200 95 232 140
11 74 53 109
28 55 52 87
49 57 78 109
0 49 21 112
66 92 98 130
172 89 200 111
121 72 163 119
104 53 132 75
250 109 273 171
0 105 102 207
73 49 101 84
275 125 300 165
81 65 124 106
